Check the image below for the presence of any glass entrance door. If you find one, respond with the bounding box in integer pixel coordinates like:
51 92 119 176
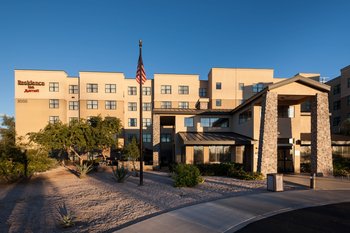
277 146 294 173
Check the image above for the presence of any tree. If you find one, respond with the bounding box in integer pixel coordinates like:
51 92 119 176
29 116 122 165
0 115 27 181
124 137 140 174
0 115 17 156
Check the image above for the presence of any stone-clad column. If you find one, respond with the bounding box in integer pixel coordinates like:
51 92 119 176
311 93 333 176
152 114 160 170
257 91 278 175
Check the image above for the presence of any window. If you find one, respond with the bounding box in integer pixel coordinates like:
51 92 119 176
128 86 137 95
209 146 231 163
87 83 98 93
239 83 244 91
143 87 151 96
87 100 98 109
348 78 350 88
252 83 264 93
184 117 194 127
69 101 78 110
128 118 137 127
199 88 207 97
178 85 189 94
69 85 78 94
105 84 116 93
201 117 229 127
278 106 294 118
201 118 210 127
347 96 350 106
49 99 59 108
161 101 172 109
49 116 59 124
216 82 222 90
128 102 137 111
69 117 78 123
160 134 171 143
333 100 341 111
179 102 189 109
216 99 222 107
333 84 341 95
143 134 151 143
105 100 116 110
142 118 152 127
143 102 151 111
194 146 204 164
161 85 171 94
333 117 341 127
49 82 59 92
127 134 138 143
239 109 252 124
301 101 311 112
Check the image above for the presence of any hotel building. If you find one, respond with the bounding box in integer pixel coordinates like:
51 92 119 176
15 68 335 176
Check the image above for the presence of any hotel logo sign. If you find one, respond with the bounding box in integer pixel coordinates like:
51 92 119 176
18 80 45 93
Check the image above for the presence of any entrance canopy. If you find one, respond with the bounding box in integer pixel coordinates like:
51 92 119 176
179 132 255 145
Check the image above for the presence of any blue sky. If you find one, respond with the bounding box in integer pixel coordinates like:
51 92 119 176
1 0 349 118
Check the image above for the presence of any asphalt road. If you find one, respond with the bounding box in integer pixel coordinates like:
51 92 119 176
236 202 350 233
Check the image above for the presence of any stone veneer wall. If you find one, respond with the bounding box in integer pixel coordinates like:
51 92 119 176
311 93 333 176
152 114 160 169
257 91 278 175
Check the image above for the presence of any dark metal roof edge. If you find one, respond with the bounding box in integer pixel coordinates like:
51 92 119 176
268 75 331 92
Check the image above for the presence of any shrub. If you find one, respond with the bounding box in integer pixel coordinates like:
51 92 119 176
195 163 263 180
27 149 57 174
0 149 57 183
57 203 75 228
300 163 311 173
173 164 203 187
75 164 93 178
196 163 243 176
112 166 130 183
0 158 24 183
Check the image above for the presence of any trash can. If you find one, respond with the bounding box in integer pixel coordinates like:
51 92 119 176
267 173 283 192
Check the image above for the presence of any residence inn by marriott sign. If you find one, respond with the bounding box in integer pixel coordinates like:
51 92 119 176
18 80 45 93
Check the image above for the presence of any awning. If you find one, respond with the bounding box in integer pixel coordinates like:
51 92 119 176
178 132 255 145
300 133 350 145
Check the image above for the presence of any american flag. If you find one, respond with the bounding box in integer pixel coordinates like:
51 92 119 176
136 50 146 85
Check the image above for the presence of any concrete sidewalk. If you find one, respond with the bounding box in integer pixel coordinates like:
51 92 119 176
115 189 350 233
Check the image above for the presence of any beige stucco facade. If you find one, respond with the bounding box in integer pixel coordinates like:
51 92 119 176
15 67 334 175
327 65 350 133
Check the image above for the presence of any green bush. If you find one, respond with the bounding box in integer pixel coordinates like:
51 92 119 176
27 149 57 174
333 156 350 177
173 164 203 187
0 149 57 183
196 163 243 176
300 163 311 173
195 163 263 180
0 158 24 183
227 166 263 180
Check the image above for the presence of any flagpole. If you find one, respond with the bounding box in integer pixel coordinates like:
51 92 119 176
139 40 144 186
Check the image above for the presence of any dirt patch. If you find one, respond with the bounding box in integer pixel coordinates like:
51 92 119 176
0 166 270 232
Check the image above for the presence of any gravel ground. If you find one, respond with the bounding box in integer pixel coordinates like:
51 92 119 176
0 166 271 233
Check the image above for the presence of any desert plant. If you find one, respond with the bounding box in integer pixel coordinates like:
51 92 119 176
57 203 75 228
112 165 130 183
173 164 203 187
124 137 139 175
75 163 93 178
